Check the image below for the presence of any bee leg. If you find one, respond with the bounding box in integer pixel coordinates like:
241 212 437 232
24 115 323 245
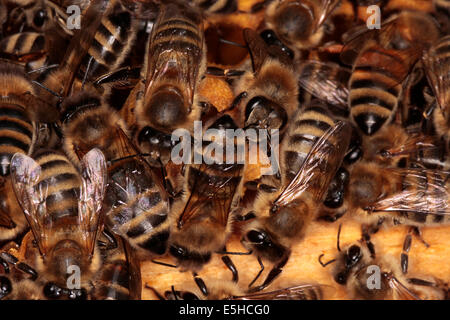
93 66 141 87
401 229 413 274
0 256 10 273
0 252 38 280
81 56 94 90
144 284 166 300
230 91 248 111
412 226 429 248
248 256 264 288
97 229 118 250
205 66 245 78
221 255 239 283
407 278 437 287
248 253 290 293
361 226 376 258
193 274 208 297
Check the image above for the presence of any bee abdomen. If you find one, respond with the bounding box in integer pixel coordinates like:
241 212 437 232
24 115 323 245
0 32 45 56
80 3 136 80
283 103 334 181
33 151 80 220
0 104 35 176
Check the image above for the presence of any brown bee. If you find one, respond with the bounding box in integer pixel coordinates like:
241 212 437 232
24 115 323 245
60 90 172 259
262 0 341 50
9 148 107 299
342 11 440 136
241 107 352 291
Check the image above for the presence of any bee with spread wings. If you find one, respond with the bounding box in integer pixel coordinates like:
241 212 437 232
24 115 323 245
241 119 352 292
9 148 107 299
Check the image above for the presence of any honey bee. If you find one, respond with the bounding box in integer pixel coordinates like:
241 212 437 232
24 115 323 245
233 28 298 134
260 0 341 50
4 0 70 34
122 1 205 168
240 105 351 291
147 277 329 300
321 233 446 300
9 148 107 299
39 0 138 105
343 11 440 136
167 115 244 275
423 35 450 152
59 89 172 259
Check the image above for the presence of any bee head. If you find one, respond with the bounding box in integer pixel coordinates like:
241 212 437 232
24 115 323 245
242 228 287 262
273 2 314 44
333 244 363 285
245 96 287 130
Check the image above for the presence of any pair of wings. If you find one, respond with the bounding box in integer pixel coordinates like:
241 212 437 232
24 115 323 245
233 283 333 300
422 35 450 115
9 148 107 257
366 168 450 215
177 163 243 229
273 120 352 208
144 1 204 108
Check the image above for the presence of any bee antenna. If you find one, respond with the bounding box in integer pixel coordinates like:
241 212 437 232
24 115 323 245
171 285 179 301
150 259 178 269
337 223 342 252
318 254 336 267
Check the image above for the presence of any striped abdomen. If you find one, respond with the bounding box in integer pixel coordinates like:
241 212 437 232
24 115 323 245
77 1 137 82
193 0 238 14
105 159 170 256
396 170 450 226
33 150 80 224
0 32 45 57
0 102 36 176
282 101 335 183
349 47 405 136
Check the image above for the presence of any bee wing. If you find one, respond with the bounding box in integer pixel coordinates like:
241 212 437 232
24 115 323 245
78 148 108 256
178 163 243 228
422 36 450 113
314 0 340 31
382 134 437 158
145 3 204 107
297 60 350 107
274 121 352 207
243 28 270 74
234 284 334 300
387 274 421 300
368 168 450 215
10 153 50 256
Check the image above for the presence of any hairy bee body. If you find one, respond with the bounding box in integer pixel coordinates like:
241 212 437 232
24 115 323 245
61 91 172 258
169 116 244 271
348 161 450 227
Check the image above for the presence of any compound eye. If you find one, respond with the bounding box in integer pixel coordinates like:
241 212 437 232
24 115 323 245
346 245 362 267
170 244 187 258
334 271 348 285
246 230 266 244
245 96 267 120
44 282 63 299
0 276 12 299
33 10 46 28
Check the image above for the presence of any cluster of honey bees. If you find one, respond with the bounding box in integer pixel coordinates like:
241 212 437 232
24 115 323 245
0 0 449 300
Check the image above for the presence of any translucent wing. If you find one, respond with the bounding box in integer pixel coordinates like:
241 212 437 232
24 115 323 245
314 0 341 32
297 60 350 107
145 2 204 107
367 168 450 215
78 148 107 256
274 121 352 207
233 284 334 300
178 163 243 229
422 35 450 114
10 153 50 256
